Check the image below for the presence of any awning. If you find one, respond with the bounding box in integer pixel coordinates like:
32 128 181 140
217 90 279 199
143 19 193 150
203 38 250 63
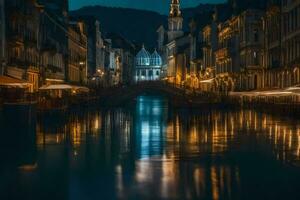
39 84 73 90
0 76 31 88
200 78 215 83
73 86 90 93
230 88 300 97
39 84 90 93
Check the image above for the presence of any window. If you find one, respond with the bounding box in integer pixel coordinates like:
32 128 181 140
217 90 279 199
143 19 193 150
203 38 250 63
254 30 259 42
254 51 259 65
149 70 153 76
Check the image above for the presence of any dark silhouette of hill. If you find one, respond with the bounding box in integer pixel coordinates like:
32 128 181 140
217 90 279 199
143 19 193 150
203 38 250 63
70 6 167 47
70 1 266 47
70 4 215 47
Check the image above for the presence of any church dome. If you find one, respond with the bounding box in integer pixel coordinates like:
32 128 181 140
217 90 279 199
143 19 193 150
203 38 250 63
135 46 150 66
150 50 162 66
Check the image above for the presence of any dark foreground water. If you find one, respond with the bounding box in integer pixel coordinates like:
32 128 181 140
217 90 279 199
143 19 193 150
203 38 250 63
1 95 300 200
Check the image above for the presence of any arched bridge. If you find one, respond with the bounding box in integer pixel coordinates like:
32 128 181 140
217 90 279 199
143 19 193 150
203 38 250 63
97 81 221 107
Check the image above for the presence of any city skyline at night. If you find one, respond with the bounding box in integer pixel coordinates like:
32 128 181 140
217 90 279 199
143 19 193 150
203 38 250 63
1 0 300 199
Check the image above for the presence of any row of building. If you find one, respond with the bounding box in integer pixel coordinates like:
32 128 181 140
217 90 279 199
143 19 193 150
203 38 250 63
0 0 135 93
158 0 300 93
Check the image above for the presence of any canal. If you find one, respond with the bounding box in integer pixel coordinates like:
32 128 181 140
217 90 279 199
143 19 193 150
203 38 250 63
1 95 300 200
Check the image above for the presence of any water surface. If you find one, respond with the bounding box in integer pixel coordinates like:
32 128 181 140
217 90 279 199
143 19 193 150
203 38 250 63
0 95 300 200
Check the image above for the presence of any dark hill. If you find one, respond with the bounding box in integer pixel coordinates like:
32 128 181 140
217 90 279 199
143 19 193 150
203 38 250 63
70 4 216 47
70 6 167 47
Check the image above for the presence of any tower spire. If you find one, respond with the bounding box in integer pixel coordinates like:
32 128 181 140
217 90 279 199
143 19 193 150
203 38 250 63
168 0 183 42
169 0 181 17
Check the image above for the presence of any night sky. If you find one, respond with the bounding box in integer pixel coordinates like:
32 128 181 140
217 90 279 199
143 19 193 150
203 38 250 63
70 0 226 14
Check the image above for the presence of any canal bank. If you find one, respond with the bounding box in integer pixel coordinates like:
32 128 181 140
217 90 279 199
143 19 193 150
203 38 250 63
230 87 300 117
1 82 300 117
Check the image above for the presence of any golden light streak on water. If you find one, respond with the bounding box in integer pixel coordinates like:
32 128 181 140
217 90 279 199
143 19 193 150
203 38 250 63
211 166 219 200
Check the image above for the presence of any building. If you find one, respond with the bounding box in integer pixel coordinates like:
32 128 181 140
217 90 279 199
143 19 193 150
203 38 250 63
157 25 168 78
95 21 105 75
215 16 240 93
161 0 191 85
263 0 282 89
4 0 42 92
200 13 219 92
109 33 135 85
134 46 162 82
0 0 71 93
77 17 105 80
68 20 87 85
39 0 69 86
168 0 184 42
262 0 300 90
185 19 202 90
238 10 264 91
281 0 300 88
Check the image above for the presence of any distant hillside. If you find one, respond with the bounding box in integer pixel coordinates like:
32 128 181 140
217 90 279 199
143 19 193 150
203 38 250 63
70 6 167 48
70 1 266 47
70 4 216 47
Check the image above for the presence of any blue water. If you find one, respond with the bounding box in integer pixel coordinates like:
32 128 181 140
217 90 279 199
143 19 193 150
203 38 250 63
0 95 300 200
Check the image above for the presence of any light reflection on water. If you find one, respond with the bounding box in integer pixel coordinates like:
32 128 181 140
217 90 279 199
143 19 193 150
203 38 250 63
0 95 300 199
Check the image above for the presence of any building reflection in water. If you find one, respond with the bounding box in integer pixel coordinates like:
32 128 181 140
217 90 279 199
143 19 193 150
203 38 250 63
135 96 167 159
2 96 300 199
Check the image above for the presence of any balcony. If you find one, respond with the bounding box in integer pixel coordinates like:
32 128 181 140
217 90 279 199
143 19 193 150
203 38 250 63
8 59 27 69
46 64 63 73
8 59 39 71
41 43 57 54
45 71 65 81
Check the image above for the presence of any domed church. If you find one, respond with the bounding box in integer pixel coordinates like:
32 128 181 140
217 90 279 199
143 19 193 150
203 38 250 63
134 46 162 82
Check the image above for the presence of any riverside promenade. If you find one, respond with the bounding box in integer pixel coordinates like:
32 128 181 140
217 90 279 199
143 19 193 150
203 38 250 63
1 82 300 117
230 87 300 116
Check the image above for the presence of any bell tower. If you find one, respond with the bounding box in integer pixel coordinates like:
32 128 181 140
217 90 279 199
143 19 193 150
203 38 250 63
168 0 183 42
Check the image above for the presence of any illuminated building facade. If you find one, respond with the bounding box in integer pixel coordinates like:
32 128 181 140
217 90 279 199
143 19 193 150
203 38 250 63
215 16 240 93
68 20 87 84
160 0 191 85
186 19 202 89
134 46 162 82
79 16 104 80
168 0 184 42
109 34 135 85
238 10 264 91
263 0 282 90
262 0 300 90
213 9 264 93
213 0 300 93
200 13 219 92
39 0 69 86
281 0 300 87
4 0 42 92
166 0 183 84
